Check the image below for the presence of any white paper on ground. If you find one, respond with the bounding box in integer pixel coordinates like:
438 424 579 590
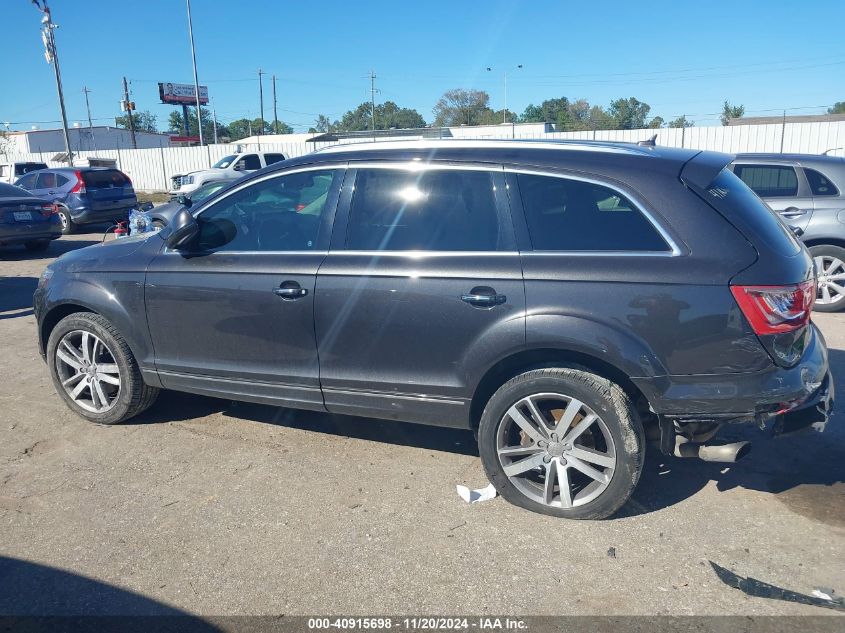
812 589 834 601
456 483 497 503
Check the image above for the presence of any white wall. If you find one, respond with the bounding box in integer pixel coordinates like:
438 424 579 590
3 120 844 192
5 127 172 154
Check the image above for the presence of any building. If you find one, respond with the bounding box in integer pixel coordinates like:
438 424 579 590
2 125 172 154
727 113 845 126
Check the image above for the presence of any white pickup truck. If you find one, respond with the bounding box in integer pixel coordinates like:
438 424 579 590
0 161 48 185
168 151 287 197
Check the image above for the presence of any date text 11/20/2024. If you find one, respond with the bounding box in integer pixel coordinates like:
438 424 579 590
307 618 528 630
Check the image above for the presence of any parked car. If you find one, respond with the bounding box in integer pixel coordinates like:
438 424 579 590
33 140 833 519
0 182 62 251
169 151 287 198
0 161 48 185
730 154 845 312
15 167 137 235
148 180 232 229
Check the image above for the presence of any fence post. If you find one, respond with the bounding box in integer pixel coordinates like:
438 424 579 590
159 142 169 191
780 110 786 153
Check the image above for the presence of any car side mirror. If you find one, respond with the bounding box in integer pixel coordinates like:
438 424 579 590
165 208 200 250
788 225 804 238
233 163 244 171
176 194 192 208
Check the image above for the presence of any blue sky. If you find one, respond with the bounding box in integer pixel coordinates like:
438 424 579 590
2 0 843 133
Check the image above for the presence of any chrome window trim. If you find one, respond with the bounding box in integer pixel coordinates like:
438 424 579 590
504 166 683 257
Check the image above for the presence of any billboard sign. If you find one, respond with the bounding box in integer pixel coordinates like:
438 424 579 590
158 82 209 105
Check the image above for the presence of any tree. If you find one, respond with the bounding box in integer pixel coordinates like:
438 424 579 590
432 89 492 126
720 100 745 126
269 120 294 135
520 97 570 126
312 114 334 133
225 117 271 140
330 101 426 132
667 115 694 128
828 102 845 114
608 97 652 129
648 116 665 129
115 110 158 133
167 107 227 141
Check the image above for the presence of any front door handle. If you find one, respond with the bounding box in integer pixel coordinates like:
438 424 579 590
461 286 506 308
780 207 808 219
273 281 308 300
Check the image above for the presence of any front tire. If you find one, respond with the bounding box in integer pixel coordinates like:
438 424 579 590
810 244 845 312
46 313 159 424
478 368 644 519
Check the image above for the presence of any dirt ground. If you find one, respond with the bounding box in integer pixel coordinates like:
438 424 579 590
1 230 843 617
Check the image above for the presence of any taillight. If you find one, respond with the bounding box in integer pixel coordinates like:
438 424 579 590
40 203 58 217
69 170 86 194
731 280 815 335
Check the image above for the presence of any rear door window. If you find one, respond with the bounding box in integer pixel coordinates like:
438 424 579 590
82 170 130 188
345 168 504 251
516 173 670 252
733 164 799 197
236 154 262 170
264 153 286 165
36 172 57 189
804 168 840 196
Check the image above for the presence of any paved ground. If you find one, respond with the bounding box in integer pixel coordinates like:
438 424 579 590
0 231 843 617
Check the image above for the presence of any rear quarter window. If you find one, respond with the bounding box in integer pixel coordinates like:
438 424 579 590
516 173 670 252
804 168 840 196
705 169 800 257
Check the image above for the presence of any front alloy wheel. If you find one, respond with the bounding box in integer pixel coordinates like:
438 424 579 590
814 253 845 310
55 330 121 413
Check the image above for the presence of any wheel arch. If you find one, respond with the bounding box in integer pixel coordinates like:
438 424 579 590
468 347 654 431
40 302 96 355
803 237 845 250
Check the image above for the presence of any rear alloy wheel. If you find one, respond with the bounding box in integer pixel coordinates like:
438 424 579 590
478 368 644 519
810 245 845 312
47 313 159 424
57 208 76 235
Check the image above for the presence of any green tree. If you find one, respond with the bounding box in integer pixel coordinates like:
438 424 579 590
668 115 694 128
331 101 426 132
432 89 492 126
720 100 745 125
268 120 294 135
827 102 845 114
520 97 570 126
115 110 158 133
221 117 272 140
311 114 334 133
167 107 227 140
648 116 665 129
608 97 652 129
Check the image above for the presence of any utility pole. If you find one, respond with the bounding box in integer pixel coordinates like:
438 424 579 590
122 77 137 149
185 0 204 148
82 85 97 151
211 98 219 144
34 1 73 166
258 69 265 136
369 70 377 139
272 74 279 135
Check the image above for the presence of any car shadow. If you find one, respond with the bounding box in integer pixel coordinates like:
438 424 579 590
0 238 101 261
0 555 220 630
621 347 845 525
0 276 38 319
130 350 842 519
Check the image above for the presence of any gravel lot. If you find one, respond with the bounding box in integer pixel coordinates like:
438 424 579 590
1 231 843 617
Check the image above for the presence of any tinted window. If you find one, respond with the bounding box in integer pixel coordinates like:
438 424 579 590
194 169 338 252
264 153 286 165
804 168 839 196
36 172 57 189
517 174 669 252
15 163 47 176
83 170 130 189
733 164 798 197
236 154 262 170
0 183 33 197
705 168 800 257
346 169 502 251
15 173 37 190
55 174 69 187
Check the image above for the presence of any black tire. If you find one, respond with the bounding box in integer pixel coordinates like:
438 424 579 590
478 368 645 520
57 208 76 235
46 313 159 425
809 244 845 313
24 240 50 252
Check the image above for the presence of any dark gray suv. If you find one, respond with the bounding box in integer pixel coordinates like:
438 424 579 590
33 140 834 519
731 154 845 312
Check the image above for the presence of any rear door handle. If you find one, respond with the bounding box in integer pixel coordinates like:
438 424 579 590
780 207 808 218
273 282 308 300
461 286 506 308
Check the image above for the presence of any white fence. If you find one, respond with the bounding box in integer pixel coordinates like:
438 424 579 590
4 120 845 192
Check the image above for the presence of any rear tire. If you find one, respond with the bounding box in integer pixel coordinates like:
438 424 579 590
57 208 76 235
47 313 159 425
478 368 645 520
810 244 845 312
24 240 50 252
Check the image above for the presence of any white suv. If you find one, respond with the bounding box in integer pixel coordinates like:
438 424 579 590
169 151 287 197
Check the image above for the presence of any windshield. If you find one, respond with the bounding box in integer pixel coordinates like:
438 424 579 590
212 155 237 169
0 182 33 198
